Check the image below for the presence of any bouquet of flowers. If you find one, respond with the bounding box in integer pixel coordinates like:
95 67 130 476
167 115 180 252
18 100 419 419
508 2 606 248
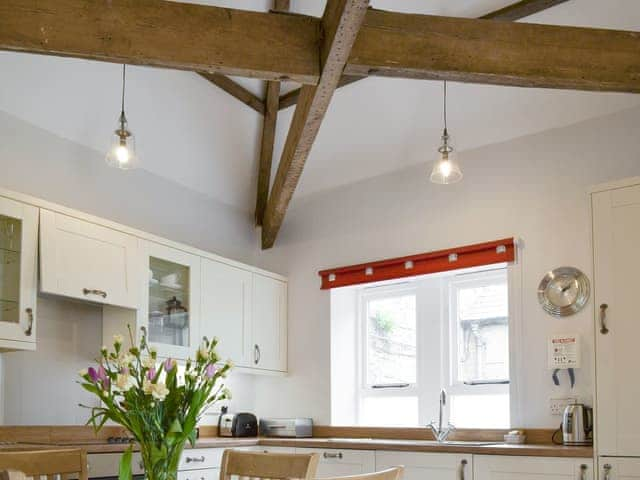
79 327 232 480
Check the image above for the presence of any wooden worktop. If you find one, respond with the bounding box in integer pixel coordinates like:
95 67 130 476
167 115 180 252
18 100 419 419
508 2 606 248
0 426 593 458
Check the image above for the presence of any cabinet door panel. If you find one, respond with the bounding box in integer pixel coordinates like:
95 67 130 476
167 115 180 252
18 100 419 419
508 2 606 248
252 274 287 372
600 457 640 480
201 259 252 367
39 209 138 308
593 184 640 455
142 240 200 360
376 451 470 480
296 448 374 478
474 455 592 480
0 196 37 348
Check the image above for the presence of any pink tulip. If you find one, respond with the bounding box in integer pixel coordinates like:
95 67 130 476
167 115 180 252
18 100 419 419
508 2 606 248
88 367 99 382
205 363 217 379
147 367 156 380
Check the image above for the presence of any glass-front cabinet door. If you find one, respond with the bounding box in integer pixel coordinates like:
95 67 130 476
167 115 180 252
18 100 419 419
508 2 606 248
140 240 200 359
0 197 38 350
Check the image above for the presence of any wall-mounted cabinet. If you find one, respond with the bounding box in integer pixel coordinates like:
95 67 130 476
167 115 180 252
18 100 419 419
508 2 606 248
140 240 201 360
39 209 139 309
252 273 287 372
0 196 38 351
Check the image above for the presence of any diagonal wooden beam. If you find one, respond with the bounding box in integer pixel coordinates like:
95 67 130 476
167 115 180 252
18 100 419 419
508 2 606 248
0 0 320 84
255 0 290 226
278 0 571 110
198 73 265 115
345 10 640 92
261 0 370 249
480 0 569 21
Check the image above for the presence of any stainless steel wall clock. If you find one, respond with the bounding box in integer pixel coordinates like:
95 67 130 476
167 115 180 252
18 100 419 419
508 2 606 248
538 267 590 317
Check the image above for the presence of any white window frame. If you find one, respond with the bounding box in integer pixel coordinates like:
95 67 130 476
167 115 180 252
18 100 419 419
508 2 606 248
356 283 420 424
444 268 510 398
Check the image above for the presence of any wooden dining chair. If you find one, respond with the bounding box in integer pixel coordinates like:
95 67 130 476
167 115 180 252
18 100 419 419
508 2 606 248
322 467 404 480
0 448 88 480
220 449 320 480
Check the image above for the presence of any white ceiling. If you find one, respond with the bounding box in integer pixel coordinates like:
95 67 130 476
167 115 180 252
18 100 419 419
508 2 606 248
0 0 639 212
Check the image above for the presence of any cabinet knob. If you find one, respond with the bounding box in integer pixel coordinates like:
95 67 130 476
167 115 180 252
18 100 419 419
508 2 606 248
24 308 33 336
579 464 588 480
603 464 612 480
459 459 468 480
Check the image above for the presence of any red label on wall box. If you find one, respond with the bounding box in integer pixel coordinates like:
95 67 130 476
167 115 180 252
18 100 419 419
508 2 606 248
318 237 516 290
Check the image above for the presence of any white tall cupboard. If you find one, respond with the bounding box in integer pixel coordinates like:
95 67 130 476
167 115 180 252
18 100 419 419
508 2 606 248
592 180 640 457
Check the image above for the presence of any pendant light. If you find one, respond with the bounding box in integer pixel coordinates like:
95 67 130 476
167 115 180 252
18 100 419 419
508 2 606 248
106 65 139 169
430 81 462 184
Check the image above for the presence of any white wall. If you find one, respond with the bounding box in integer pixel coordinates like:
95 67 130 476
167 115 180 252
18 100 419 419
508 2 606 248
254 105 640 428
0 110 261 424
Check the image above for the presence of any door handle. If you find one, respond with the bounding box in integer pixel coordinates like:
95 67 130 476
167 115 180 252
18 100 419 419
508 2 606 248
83 288 107 299
603 463 612 480
185 455 205 463
459 459 468 480
579 464 588 480
24 308 33 336
254 344 261 365
600 303 609 334
323 452 343 459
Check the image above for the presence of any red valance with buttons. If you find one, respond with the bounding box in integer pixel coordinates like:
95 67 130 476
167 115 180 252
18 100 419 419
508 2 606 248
318 238 516 289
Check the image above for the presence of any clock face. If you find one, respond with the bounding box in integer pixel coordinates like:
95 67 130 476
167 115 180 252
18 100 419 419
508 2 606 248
538 267 590 317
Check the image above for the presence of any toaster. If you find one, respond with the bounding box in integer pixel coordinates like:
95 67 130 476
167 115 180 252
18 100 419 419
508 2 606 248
218 409 258 437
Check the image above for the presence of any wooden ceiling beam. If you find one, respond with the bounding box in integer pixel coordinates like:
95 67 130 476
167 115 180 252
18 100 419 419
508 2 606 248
255 0 290 226
198 73 265 115
277 0 572 110
0 0 320 84
261 0 370 249
480 0 569 21
345 9 640 93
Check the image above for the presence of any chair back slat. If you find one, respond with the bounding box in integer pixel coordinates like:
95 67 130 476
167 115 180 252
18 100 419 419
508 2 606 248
220 450 319 480
321 467 404 480
0 449 87 480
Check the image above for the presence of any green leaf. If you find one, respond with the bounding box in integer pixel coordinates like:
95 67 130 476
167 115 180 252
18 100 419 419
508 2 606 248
119 446 133 480
168 418 183 434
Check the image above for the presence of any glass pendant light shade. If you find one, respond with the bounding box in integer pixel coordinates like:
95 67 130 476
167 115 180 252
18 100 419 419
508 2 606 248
430 129 462 184
106 65 139 170
430 81 462 184
106 112 138 170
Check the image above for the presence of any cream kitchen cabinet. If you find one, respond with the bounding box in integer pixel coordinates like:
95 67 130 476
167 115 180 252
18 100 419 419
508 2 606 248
251 273 287 372
201 259 253 367
592 180 640 456
598 457 640 480
295 448 375 478
474 455 592 480
141 240 201 360
0 196 38 351
39 209 139 309
376 450 471 480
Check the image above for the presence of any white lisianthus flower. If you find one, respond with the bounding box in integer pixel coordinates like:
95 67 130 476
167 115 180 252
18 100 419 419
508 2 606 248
142 378 154 395
117 352 134 368
149 346 157 357
222 388 232 400
197 345 208 361
142 356 155 369
115 374 134 392
151 382 170 401
113 334 124 346
78 368 88 377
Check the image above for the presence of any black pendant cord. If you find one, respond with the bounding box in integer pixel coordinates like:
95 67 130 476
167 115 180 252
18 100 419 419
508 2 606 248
121 64 127 116
443 80 448 135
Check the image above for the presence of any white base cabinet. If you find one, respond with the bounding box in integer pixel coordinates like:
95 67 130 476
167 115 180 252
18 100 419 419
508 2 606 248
598 458 640 480
295 448 375 478
377 450 471 480
474 455 593 480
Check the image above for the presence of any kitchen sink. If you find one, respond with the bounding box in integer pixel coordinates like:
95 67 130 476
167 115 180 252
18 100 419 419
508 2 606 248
323 438 502 447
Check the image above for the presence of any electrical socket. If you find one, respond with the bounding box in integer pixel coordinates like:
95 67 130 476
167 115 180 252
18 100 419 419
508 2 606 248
549 397 578 416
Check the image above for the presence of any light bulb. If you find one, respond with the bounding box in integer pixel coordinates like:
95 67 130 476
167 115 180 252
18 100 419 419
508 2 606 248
106 127 138 170
430 137 462 185
115 144 130 165
439 157 452 178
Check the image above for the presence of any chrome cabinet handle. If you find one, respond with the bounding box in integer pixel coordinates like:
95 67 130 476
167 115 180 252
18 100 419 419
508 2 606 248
185 455 205 463
579 464 588 480
459 459 468 480
603 464 612 480
83 288 107 299
254 344 261 365
323 452 343 459
600 304 609 334
24 308 33 336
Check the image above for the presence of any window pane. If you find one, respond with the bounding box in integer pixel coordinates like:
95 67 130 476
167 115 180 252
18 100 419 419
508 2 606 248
366 294 416 385
456 278 509 384
360 396 418 426
450 394 510 428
